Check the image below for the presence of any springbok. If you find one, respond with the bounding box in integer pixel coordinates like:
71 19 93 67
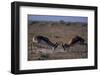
62 36 87 51
32 35 59 50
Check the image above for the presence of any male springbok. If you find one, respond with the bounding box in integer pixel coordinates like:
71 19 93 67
32 35 59 50
62 36 87 51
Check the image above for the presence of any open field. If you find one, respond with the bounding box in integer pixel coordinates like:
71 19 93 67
28 21 88 61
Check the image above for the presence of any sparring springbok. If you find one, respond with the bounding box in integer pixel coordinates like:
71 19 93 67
62 36 87 51
32 35 59 50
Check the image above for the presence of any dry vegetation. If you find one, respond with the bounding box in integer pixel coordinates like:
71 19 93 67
28 21 88 61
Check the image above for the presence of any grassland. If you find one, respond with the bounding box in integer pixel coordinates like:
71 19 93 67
28 21 88 61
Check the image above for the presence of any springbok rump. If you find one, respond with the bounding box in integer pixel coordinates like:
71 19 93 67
62 36 87 51
32 35 59 50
